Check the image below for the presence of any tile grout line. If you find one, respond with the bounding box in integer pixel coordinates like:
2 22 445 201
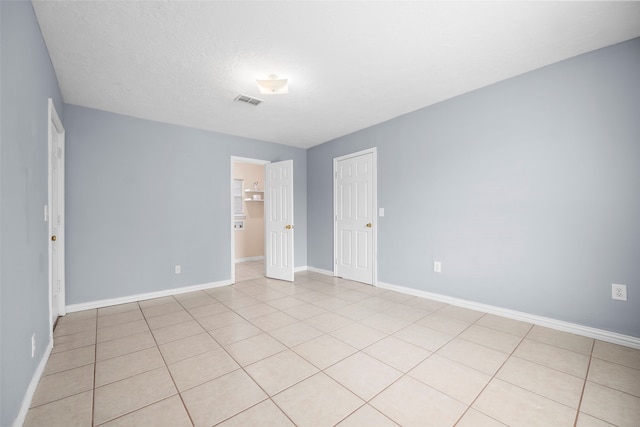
209 280 329 402
243 278 453 425
91 309 98 426
325 307 479 426
147 296 198 427
97 298 199 426
28 315 97 410
184 285 301 426
92 301 192 426
453 322 606 425
174 288 280 425
572 339 595 427
451 321 535 426
193 273 388 425
432 310 492 426
347 310 457 420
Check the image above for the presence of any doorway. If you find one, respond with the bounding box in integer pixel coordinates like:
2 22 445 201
231 157 269 283
48 98 66 333
230 157 295 283
232 158 267 282
334 148 377 285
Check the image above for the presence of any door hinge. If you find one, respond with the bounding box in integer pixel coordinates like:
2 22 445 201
335 258 338 265
335 172 338 179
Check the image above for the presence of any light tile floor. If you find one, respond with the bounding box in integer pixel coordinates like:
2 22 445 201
234 260 265 282
25 269 640 426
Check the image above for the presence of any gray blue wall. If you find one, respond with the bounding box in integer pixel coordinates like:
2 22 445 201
308 38 640 338
0 1 64 425
64 105 307 304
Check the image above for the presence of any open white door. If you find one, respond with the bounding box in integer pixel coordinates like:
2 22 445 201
265 160 294 281
334 149 376 285
48 99 66 331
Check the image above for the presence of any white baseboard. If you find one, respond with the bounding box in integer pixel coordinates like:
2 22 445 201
305 266 334 276
294 265 310 273
235 256 265 263
13 339 54 427
66 279 233 313
376 281 640 350
64 267 639 349
66 268 322 313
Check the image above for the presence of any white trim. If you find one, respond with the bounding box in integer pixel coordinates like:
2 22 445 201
333 147 378 285
306 266 334 276
376 280 640 350
230 156 270 285
65 279 233 313
47 98 66 342
235 256 265 263
232 156 270 165
12 339 54 427
64 263 639 349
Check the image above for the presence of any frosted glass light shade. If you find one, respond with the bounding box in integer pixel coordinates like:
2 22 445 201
256 75 289 94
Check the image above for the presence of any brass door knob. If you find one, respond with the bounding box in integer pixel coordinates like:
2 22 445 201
366 223 372 228
285 225 294 230
51 235 57 241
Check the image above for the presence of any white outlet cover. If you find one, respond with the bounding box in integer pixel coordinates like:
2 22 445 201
434 261 442 273
175 265 181 274
612 284 627 301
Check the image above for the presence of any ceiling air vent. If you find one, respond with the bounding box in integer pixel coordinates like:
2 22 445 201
234 94 262 106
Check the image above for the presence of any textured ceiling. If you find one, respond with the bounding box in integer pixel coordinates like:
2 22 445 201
32 1 640 148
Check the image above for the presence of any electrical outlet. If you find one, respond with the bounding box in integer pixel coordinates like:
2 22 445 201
612 284 627 301
175 265 181 274
434 261 442 273
31 333 36 358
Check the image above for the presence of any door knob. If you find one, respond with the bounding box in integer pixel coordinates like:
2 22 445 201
366 223 372 228
51 235 57 241
285 225 294 230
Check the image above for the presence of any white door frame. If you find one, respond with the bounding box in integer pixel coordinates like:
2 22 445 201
230 156 270 283
333 147 378 285
48 98 66 335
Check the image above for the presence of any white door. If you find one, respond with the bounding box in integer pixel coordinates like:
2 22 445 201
265 160 294 281
48 99 65 329
335 150 376 284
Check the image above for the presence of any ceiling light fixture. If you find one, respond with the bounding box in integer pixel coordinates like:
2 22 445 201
256 74 288 94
